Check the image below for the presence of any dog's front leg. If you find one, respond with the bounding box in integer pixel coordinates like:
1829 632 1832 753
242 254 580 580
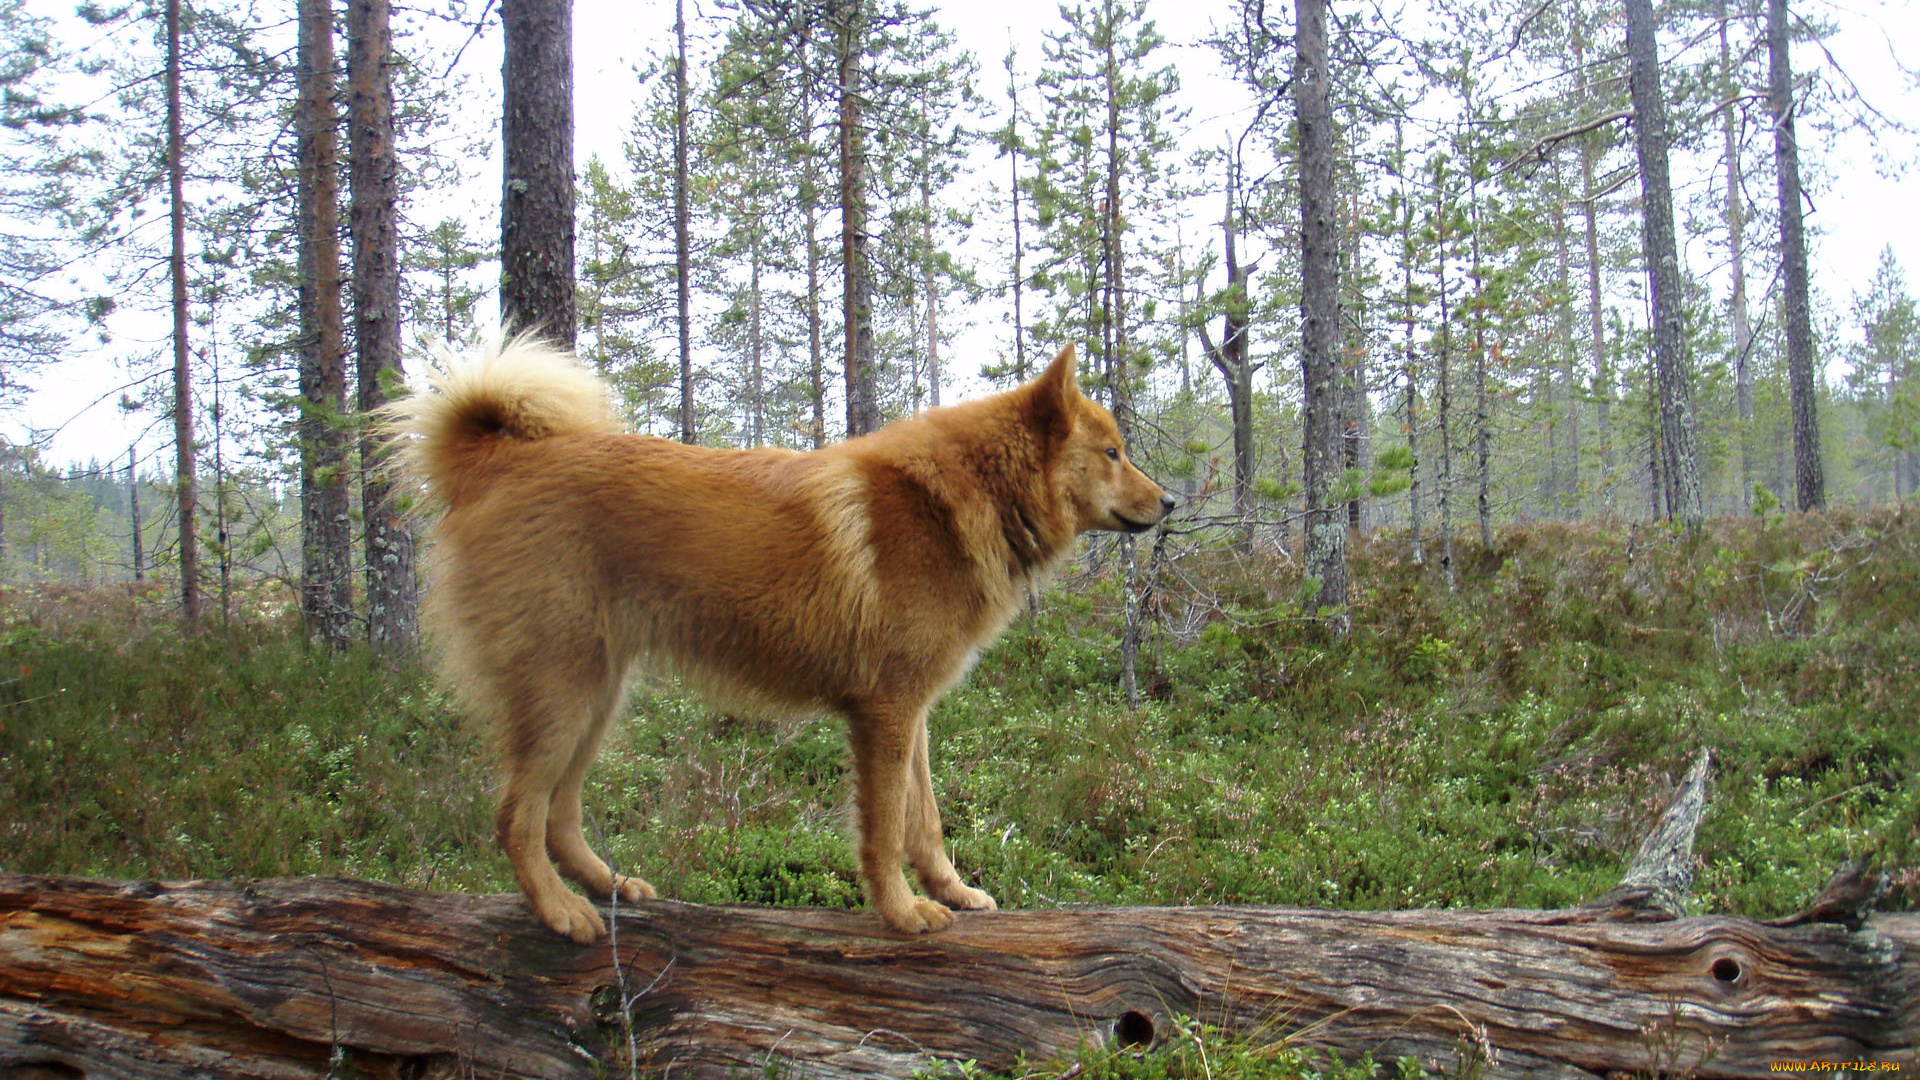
906 712 996 914
848 702 956 933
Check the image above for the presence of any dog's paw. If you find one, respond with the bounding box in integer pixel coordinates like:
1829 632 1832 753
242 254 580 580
945 884 997 912
535 890 608 944
612 875 657 904
882 898 957 934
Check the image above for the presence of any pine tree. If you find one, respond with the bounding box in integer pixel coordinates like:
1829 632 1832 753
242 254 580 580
164 0 201 622
1029 0 1183 423
350 0 418 652
1296 0 1348 632
1625 0 1704 531
1849 248 1920 499
1767 0 1824 511
296 0 354 650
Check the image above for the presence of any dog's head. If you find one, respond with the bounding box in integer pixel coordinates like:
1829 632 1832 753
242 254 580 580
1027 345 1176 535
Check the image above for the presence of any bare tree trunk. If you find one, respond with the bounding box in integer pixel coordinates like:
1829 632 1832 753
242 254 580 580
747 212 765 447
1434 204 1457 592
836 0 877 438
297 0 355 651
674 0 696 445
165 0 200 624
1342 190 1368 532
127 446 143 581
800 74 827 449
805 196 826 448
1551 186 1581 516
1718 0 1756 511
501 0 576 348
1199 144 1256 521
350 0 417 653
922 181 940 409
1575 39 1615 513
1768 0 1825 511
1006 48 1028 381
1625 0 1705 532
1402 235 1424 562
1468 169 1493 548
1296 0 1348 632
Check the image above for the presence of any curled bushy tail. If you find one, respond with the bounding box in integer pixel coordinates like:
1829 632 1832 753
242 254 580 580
384 336 619 506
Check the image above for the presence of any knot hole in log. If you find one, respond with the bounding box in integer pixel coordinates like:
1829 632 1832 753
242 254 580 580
1709 956 1741 984
1113 1009 1155 1049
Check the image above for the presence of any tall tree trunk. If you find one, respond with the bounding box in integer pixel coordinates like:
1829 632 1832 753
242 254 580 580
1551 186 1581 516
836 0 877 438
501 0 576 348
1198 144 1257 542
674 0 696 445
1006 49 1028 382
165 0 200 624
1466 145 1493 548
297 0 354 651
1625 0 1705 531
800 73 826 449
1434 191 1458 592
805 192 827 448
128 446 143 581
1342 189 1367 531
350 0 418 653
1209 154 1255 519
1574 39 1615 513
748 211 765 447
1096 2 1142 706
1768 0 1824 511
1101 14 1129 432
1296 0 1349 632
1717 0 1756 510
922 180 940 409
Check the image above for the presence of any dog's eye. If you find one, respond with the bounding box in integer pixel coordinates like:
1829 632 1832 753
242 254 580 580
1105 447 1120 462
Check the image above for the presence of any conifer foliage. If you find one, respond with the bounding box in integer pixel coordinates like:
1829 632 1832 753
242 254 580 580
1 0 1916 638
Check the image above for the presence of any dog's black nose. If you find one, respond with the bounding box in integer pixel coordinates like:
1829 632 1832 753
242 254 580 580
1160 491 1178 513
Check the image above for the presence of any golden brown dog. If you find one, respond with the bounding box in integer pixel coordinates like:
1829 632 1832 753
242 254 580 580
389 339 1172 942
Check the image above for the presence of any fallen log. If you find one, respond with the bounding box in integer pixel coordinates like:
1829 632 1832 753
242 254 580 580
1 873 1915 1079
1 752 1914 1079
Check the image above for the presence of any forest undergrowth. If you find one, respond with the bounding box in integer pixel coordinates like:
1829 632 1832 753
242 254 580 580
2 508 1914 928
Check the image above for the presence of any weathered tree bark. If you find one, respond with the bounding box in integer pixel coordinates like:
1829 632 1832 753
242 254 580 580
1575 37 1616 513
500 0 576 348
165 0 200 625
348 0 417 655
673 0 696 446
1295 0 1349 632
1767 0 1825 512
1717 0 1757 511
1197 143 1258 521
1 868 1911 1080
1625 0 1705 532
835 0 878 438
2 752 1914 1078
296 0 355 653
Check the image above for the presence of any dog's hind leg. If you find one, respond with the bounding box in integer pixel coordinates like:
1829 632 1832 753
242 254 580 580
849 701 957 934
905 714 996 913
546 671 657 906
495 677 614 944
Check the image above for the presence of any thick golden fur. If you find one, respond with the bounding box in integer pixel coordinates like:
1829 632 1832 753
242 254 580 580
389 338 1173 942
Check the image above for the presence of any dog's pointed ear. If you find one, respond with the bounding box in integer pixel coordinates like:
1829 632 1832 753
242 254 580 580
1029 344 1080 438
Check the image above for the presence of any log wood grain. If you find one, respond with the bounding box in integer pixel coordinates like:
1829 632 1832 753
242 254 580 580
2 872 1914 1079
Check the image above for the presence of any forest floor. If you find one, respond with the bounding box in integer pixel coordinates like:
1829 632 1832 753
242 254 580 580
2 507 1915 1078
